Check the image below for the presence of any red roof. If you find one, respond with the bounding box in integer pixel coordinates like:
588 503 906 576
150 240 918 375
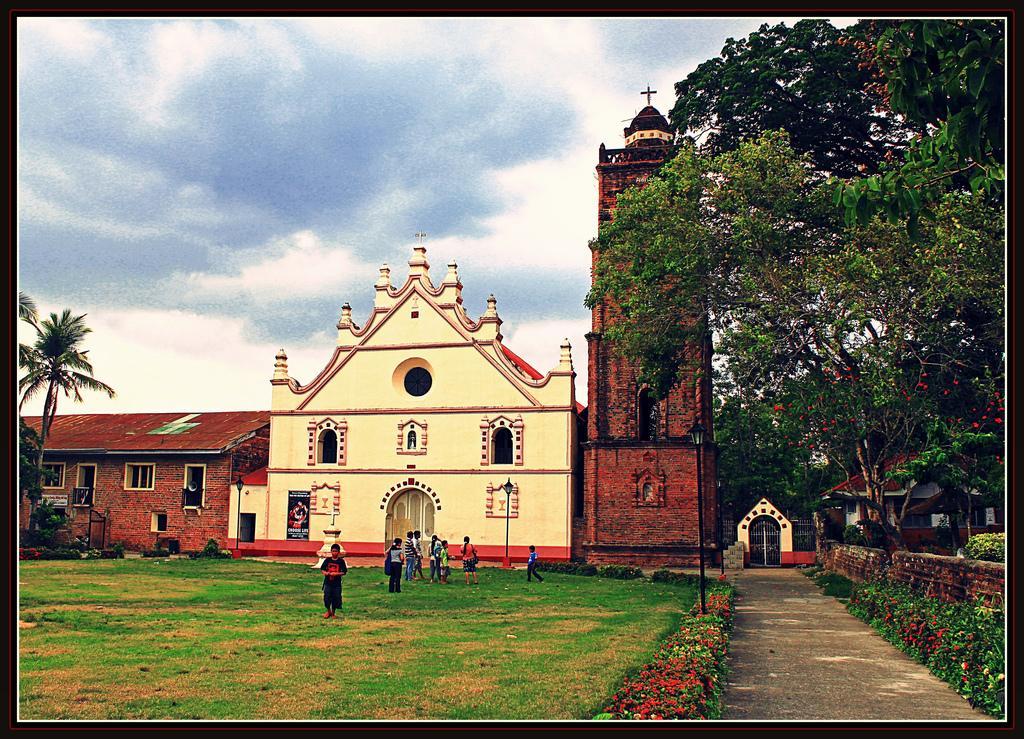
241 466 268 486
575 401 586 414
24 411 270 453
500 344 544 380
826 454 916 495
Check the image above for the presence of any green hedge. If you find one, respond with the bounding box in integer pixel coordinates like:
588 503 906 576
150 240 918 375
964 533 1004 563
848 579 1004 718
651 569 712 588
141 548 171 558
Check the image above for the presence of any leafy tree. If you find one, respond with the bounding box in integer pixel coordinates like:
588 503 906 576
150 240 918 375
18 309 116 505
837 19 1005 228
19 417 45 509
28 500 65 549
587 132 1003 549
670 19 917 179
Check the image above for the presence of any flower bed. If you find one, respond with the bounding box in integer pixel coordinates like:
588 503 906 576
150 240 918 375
848 579 1004 718
598 587 734 720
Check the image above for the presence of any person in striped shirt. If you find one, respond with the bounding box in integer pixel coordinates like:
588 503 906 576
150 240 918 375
403 531 417 582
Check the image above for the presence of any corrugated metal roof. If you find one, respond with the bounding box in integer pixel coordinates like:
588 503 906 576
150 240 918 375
24 411 270 453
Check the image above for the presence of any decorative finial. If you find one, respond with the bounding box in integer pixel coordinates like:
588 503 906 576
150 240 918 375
337 302 353 329
559 338 573 371
444 260 459 284
273 348 289 380
377 263 391 288
641 85 657 106
484 294 498 318
415 231 427 244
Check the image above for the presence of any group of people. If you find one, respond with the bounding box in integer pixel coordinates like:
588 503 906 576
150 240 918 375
387 531 476 592
317 532 546 616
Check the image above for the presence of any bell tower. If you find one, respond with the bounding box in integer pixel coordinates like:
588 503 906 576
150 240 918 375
577 90 717 566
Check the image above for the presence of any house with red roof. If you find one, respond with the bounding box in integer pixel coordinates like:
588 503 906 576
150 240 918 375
821 455 1003 550
22 411 269 552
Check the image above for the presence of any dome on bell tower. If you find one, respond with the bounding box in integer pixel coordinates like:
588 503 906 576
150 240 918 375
623 105 673 148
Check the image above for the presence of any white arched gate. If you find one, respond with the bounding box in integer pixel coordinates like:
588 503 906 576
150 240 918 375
748 515 782 566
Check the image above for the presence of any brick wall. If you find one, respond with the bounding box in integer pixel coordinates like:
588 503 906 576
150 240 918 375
889 551 1005 606
821 541 1005 605
821 542 890 582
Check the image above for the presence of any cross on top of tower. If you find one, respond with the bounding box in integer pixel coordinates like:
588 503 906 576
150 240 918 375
640 85 657 106
415 231 427 244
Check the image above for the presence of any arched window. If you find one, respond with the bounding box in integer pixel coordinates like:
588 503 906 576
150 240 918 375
642 482 654 501
493 427 513 465
407 429 417 450
318 429 338 464
638 389 659 441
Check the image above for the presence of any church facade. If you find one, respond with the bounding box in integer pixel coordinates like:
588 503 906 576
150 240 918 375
229 95 716 566
231 245 581 561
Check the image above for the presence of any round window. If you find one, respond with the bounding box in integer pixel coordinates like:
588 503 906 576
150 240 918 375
404 367 432 396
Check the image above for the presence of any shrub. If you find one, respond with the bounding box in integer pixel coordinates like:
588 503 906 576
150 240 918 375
601 586 735 719
812 571 854 599
536 561 598 576
141 548 170 558
596 564 644 580
650 569 710 588
842 524 867 546
189 538 233 559
27 501 65 548
108 542 126 558
964 533 1004 563
36 548 83 560
848 579 1004 718
19 547 43 560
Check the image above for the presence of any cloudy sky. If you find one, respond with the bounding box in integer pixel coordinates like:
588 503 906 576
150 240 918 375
17 15 857 415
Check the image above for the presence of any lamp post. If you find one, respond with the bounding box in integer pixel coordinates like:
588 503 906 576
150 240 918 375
502 478 514 568
718 479 725 575
689 421 707 614
234 477 244 558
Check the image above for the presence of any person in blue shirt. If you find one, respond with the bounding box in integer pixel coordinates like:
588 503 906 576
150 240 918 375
526 545 544 582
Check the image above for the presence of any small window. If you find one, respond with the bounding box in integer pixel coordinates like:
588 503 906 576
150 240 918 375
126 463 155 490
902 513 932 528
493 427 513 465
404 367 432 397
407 429 417 450
318 429 338 464
152 512 168 532
642 482 654 501
42 462 65 488
183 465 205 508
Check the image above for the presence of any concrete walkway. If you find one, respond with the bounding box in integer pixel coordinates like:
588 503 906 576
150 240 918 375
723 568 990 721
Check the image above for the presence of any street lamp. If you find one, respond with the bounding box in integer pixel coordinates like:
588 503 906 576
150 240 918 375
502 478 514 568
689 421 707 614
718 479 725 575
235 477 244 557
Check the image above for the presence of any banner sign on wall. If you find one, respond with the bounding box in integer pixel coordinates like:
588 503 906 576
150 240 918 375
286 490 311 540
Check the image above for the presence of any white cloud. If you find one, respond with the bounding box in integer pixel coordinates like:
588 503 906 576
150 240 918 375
18 302 332 415
181 229 374 301
18 18 110 61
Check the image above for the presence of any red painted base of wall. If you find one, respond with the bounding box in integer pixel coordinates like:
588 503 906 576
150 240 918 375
229 539 571 562
743 550 817 567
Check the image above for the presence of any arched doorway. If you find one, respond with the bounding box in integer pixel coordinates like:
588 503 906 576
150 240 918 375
385 488 437 545
748 515 782 566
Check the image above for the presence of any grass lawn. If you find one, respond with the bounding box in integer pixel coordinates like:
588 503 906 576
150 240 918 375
19 559 694 720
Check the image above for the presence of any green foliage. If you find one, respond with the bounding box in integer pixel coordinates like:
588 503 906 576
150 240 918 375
189 538 233 559
934 516 955 550
108 542 126 558
848 579 1004 717
595 565 644 580
671 19 913 178
811 571 854 599
964 533 1004 563
536 561 599 576
837 20 1005 229
842 525 867 547
19 418 44 506
36 548 83 560
141 548 171 558
27 501 65 548
588 129 1004 551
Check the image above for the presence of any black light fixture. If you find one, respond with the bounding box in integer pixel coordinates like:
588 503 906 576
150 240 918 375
235 477 244 557
689 421 707 614
502 478 515 568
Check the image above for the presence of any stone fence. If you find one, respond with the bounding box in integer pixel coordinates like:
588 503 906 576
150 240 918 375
821 540 1005 606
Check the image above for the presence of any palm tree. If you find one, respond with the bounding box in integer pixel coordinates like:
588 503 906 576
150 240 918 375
19 310 116 505
18 291 40 369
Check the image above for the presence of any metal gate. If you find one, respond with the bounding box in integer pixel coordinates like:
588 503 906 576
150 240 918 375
749 516 781 566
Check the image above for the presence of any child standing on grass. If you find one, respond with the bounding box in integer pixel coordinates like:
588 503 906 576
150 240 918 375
440 540 450 584
462 535 479 585
429 534 441 583
526 545 544 582
413 530 424 580
388 538 404 593
320 543 348 618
